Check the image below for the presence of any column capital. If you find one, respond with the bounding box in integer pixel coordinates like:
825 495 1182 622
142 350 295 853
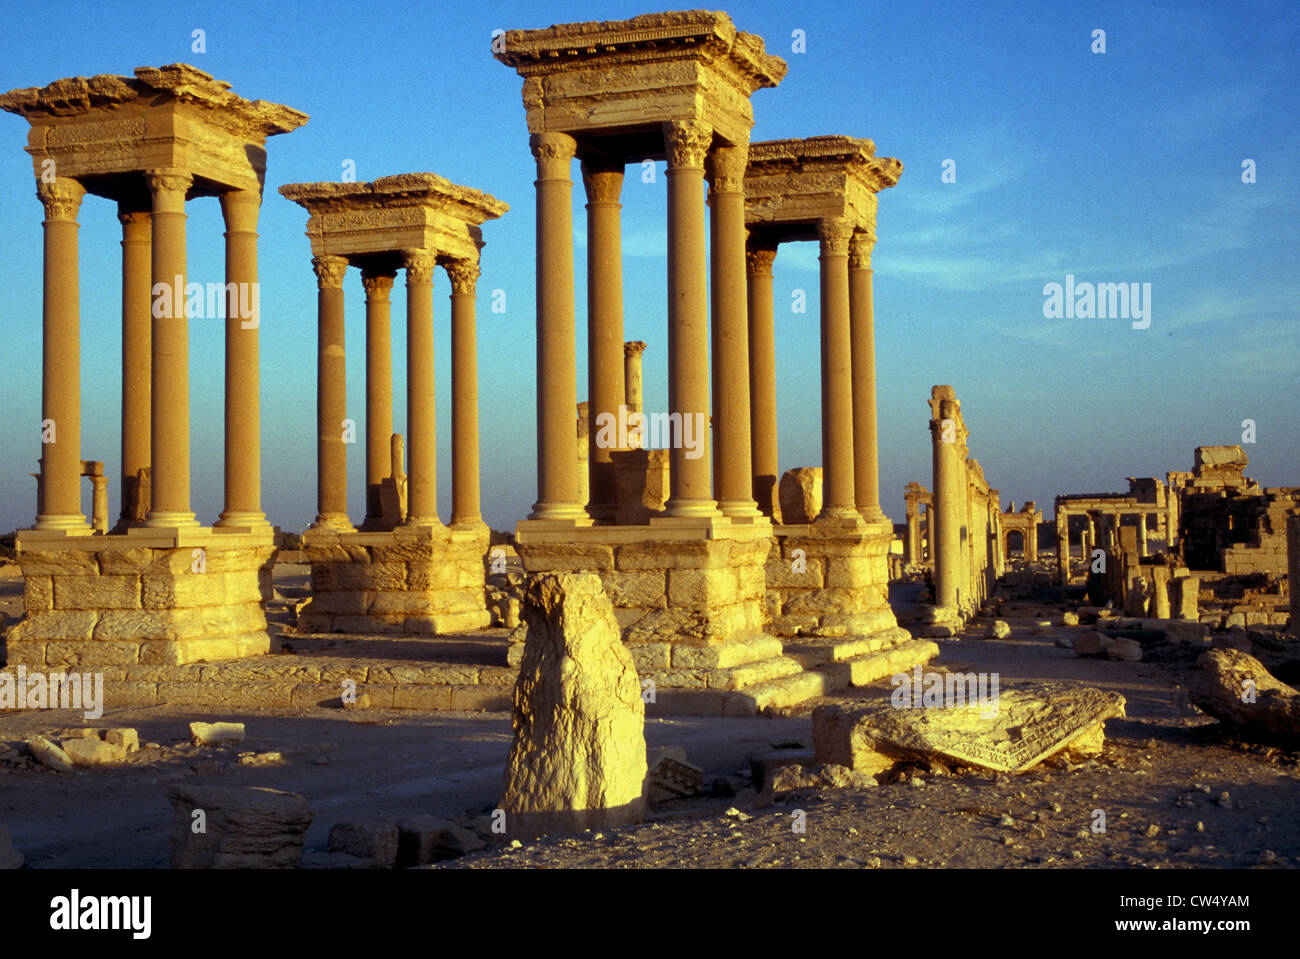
745 242 778 276
219 188 261 234
818 216 854 258
117 206 150 231
361 269 396 300
36 177 85 222
705 141 748 194
445 258 480 294
530 131 577 178
403 249 437 284
663 119 712 170
144 169 193 213
849 231 876 270
623 339 647 358
312 255 348 290
580 155 625 203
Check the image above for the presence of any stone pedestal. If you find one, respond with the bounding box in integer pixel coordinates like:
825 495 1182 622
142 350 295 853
611 448 670 526
8 527 275 668
764 514 898 638
299 524 490 635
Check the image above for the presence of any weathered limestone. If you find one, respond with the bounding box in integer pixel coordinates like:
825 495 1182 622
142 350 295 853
281 174 506 634
1289 515 1300 630
812 683 1126 775
501 573 647 837
1191 648 1300 740
778 467 822 524
166 784 312 869
2 64 305 668
1001 501 1041 561
928 386 968 620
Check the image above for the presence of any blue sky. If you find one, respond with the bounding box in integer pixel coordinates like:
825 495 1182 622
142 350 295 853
0 0 1296 535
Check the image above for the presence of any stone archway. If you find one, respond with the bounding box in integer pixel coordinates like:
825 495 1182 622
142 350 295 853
1005 529 1026 558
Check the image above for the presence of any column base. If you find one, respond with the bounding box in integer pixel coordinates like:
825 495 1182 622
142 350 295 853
663 498 723 519
32 514 92 534
528 501 591 522
309 513 357 534
585 501 617 524
402 515 446 530
857 505 887 523
216 509 270 531
144 511 200 528
717 500 764 522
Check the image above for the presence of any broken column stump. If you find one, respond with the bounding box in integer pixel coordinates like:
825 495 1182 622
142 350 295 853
1191 648 1300 741
500 572 647 838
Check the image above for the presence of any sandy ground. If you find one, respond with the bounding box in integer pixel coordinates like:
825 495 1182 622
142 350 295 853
2 606 1297 869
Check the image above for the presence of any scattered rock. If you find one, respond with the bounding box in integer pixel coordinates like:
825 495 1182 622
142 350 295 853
1190 649 1300 740
343 693 372 711
26 736 73 773
395 816 486 867
1062 611 1080 627
770 762 877 792
500 572 647 838
1073 632 1113 657
104 728 139 752
63 738 127 767
167 784 312 868
189 722 246 747
984 620 1011 640
237 752 286 767
328 820 400 869
1106 638 1143 662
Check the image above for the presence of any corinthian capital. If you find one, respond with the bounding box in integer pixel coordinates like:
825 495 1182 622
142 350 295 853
530 132 577 179
403 250 437 285
818 216 853 258
580 155 625 204
745 243 778 276
37 178 85 222
444 258 480 294
706 142 748 194
312 255 348 290
361 270 396 300
663 119 712 170
849 232 876 270
144 169 193 214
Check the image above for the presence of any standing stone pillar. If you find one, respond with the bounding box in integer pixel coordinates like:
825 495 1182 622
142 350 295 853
116 205 151 532
922 504 932 562
1056 513 1070 584
33 178 89 531
448 258 482 528
1028 519 1039 562
707 143 757 519
746 242 779 517
905 500 920 564
216 188 266 528
403 251 439 526
1137 513 1148 558
818 217 856 519
929 386 966 615
529 132 584 521
581 156 625 522
144 169 197 528
623 341 646 415
310 255 351 531
662 120 717 518
90 474 109 534
848 231 883 521
361 269 396 531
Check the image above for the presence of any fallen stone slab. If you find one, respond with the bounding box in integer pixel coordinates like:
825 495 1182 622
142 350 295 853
104 728 139 752
0 827 22 869
1164 621 1210 644
812 682 1126 775
1190 649 1300 740
770 762 878 793
328 820 400 869
501 572 647 838
62 738 127 767
26 736 73 773
166 785 312 869
1106 638 1143 662
189 722 246 747
646 747 703 805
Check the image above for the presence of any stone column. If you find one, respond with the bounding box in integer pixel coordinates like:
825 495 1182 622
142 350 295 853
581 155 625 522
448 259 482 528
361 269 396 530
33 178 89 531
707 142 758 519
90 474 109 534
746 242 779 517
818 217 856 519
403 250 439 526
662 119 717 518
144 169 197 528
623 341 646 412
929 387 966 615
1028 518 1039 561
216 189 266 528
1056 512 1070 584
1137 512 1148 558
849 231 884 521
116 205 151 532
529 132 584 521
310 255 351 531
905 498 920 564
922 503 932 562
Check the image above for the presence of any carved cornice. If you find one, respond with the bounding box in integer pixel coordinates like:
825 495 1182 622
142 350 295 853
663 119 712 170
36 178 85 222
312 255 348 290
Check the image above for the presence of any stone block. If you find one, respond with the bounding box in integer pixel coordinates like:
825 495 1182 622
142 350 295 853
598 569 667 608
24 576 53 613
518 542 615 572
329 820 400 869
168 785 312 869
